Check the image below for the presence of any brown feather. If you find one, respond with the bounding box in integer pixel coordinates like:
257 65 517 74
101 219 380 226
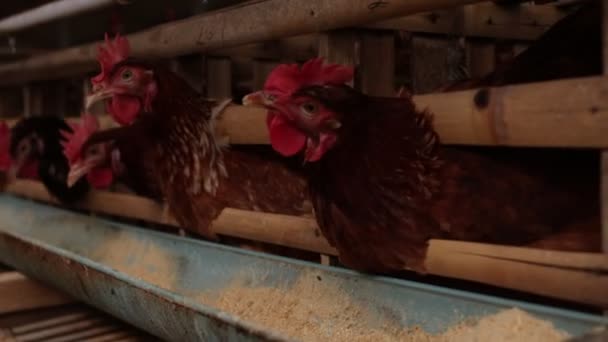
303 85 598 273
124 64 311 239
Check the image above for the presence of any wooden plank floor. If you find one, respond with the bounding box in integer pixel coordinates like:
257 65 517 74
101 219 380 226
0 269 160 342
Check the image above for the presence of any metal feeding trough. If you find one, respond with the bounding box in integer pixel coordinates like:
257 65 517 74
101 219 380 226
0 194 604 341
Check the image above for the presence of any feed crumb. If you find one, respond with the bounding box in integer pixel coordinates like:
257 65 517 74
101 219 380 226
418 308 571 342
204 274 571 342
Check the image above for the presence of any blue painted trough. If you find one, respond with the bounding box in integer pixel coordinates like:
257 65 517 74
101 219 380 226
0 194 604 341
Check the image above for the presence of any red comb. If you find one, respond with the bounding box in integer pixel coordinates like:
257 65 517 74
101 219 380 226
263 58 354 94
91 33 130 85
61 114 100 164
0 121 11 171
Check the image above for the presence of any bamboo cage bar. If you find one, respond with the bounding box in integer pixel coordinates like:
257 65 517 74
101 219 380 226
0 0 489 86
13 75 597 148
4 179 608 307
5 75 608 147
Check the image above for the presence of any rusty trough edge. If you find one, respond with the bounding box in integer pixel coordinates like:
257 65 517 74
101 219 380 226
0 230 290 342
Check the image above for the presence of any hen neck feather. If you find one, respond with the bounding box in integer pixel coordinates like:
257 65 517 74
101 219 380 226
150 68 226 196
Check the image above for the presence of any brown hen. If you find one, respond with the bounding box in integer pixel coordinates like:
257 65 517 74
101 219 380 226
85 37 311 242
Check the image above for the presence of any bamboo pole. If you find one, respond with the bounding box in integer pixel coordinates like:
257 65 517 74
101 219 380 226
0 0 488 86
5 76 608 147
415 75 608 147
3 179 607 307
4 75 608 148
224 76 608 148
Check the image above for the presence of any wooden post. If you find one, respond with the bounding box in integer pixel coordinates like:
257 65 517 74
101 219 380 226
22 84 43 117
0 88 22 118
252 60 279 90
206 57 232 99
319 30 358 70
0 272 74 314
466 39 495 79
601 0 608 255
316 28 395 263
319 29 395 96
317 29 359 265
358 30 395 96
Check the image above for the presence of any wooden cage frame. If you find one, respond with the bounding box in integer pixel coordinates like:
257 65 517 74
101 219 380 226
0 0 606 308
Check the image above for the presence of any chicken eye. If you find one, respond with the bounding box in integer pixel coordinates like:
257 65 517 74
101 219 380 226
264 93 277 102
121 69 133 80
300 102 317 116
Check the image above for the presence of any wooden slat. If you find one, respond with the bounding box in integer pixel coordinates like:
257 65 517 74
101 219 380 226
12 312 91 335
4 180 607 307
0 272 75 315
206 57 232 99
0 0 488 86
5 76 608 148
601 0 608 255
415 75 608 148
467 40 496 79
358 31 395 97
17 318 104 342
366 2 569 40
318 30 358 72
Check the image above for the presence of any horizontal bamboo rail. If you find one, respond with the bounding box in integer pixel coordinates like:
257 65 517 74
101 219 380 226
4 179 608 307
0 0 488 86
238 75 608 148
5 75 608 148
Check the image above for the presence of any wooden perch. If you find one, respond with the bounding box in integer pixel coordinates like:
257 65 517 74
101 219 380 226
0 271 75 314
0 0 488 86
4 179 607 307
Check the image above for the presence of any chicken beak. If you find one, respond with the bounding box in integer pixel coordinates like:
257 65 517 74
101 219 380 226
67 160 93 187
85 88 114 111
242 91 270 107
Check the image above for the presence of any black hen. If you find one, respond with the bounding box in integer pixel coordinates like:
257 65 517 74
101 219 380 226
10 116 90 203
